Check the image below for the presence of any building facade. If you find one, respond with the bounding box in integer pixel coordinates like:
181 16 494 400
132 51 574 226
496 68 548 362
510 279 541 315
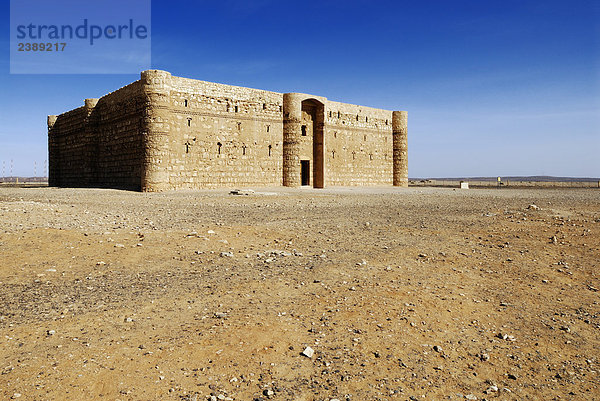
48 70 407 191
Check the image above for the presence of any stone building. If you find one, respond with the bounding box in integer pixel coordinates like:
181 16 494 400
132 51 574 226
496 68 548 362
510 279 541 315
48 70 407 191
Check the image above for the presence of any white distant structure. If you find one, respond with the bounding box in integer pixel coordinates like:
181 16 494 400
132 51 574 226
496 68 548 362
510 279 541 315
460 181 469 189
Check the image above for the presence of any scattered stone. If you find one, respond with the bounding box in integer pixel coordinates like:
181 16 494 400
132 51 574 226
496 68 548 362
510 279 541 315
230 189 255 196
527 204 539 210
485 385 498 394
560 326 571 333
433 345 443 353
497 332 516 341
220 252 234 258
46 329 56 336
214 312 227 319
302 346 315 358
263 388 274 397
465 394 477 400
478 352 490 361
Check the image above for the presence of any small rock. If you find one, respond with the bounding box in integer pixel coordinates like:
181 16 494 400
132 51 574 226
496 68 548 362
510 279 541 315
230 189 255 196
302 346 314 358
47 329 56 336
433 345 443 353
497 332 515 341
465 395 477 400
485 385 498 394
220 252 234 258
527 204 539 210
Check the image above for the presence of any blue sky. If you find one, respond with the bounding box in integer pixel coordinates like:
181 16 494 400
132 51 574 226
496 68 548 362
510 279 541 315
1 0 598 178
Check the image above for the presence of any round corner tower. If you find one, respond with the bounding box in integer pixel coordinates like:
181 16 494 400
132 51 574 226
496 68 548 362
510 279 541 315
392 110 408 187
140 70 172 192
282 93 304 187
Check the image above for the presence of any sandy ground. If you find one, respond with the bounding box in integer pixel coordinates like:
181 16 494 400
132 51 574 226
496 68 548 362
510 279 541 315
0 186 598 401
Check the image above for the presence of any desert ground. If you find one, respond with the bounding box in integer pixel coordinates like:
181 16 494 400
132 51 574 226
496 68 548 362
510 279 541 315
0 186 598 401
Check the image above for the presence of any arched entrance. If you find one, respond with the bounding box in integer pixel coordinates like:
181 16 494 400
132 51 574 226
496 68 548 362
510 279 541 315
301 99 324 188
282 93 327 188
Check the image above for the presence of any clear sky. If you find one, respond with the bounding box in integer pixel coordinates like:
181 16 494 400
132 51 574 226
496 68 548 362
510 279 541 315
1 0 598 178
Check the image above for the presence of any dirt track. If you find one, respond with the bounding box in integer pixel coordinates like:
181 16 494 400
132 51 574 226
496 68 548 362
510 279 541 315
0 186 599 400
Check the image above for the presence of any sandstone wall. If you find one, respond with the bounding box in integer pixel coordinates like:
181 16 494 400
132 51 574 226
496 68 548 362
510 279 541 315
48 106 90 187
155 74 284 189
49 81 146 190
324 100 395 186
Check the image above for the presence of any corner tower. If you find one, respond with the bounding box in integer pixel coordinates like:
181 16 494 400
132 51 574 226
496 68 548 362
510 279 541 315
392 110 408 187
140 69 172 191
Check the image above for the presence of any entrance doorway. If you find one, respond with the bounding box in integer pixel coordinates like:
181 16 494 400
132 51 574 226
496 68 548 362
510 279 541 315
301 99 324 188
301 160 310 186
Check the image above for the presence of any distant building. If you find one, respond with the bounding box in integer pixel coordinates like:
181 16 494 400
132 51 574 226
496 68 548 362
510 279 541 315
48 70 407 191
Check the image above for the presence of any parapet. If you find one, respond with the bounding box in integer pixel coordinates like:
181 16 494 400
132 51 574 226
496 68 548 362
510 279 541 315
392 111 408 132
141 69 172 89
84 98 99 109
47 115 58 129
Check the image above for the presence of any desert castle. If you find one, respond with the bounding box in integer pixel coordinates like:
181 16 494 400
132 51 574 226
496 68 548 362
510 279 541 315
48 70 407 191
